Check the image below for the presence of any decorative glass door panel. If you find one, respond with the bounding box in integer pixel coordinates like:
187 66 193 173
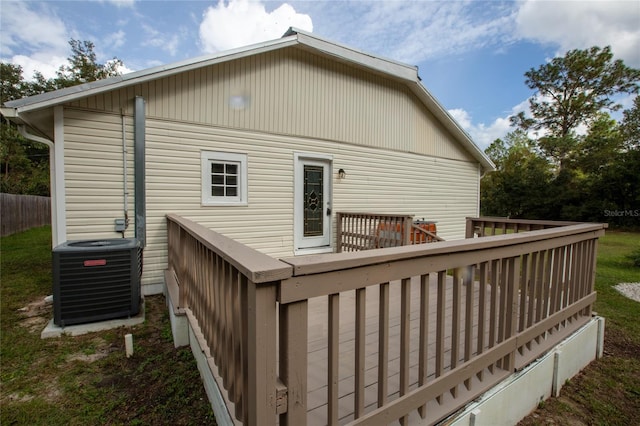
294 155 332 252
303 165 324 237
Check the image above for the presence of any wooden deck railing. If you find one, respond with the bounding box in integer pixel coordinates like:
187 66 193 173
336 212 442 252
166 214 293 425
166 214 606 426
465 216 580 238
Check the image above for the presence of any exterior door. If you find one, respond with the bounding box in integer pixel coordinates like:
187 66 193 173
294 154 332 253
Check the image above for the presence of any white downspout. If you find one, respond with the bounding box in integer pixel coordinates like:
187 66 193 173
16 106 66 247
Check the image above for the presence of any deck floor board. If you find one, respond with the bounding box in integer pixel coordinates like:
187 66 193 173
303 275 499 425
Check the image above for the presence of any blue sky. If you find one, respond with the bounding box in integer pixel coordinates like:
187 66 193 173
1 0 639 148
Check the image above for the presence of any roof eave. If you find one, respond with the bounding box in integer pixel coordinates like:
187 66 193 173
286 27 418 82
410 81 495 172
3 27 494 172
4 35 301 113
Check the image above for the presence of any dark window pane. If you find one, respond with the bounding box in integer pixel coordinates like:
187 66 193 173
226 176 237 186
212 175 224 185
226 187 238 197
226 164 238 174
211 186 224 196
303 165 323 236
211 163 224 174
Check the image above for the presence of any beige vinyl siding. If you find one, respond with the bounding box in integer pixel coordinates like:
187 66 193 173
140 118 478 288
68 47 475 163
62 108 478 290
64 109 135 240
61 45 483 290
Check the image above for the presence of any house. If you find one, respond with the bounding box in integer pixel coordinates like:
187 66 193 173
3 29 608 426
2 28 494 296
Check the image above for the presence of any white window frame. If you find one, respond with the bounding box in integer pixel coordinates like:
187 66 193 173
201 151 248 206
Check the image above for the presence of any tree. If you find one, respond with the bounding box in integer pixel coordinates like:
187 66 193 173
1 39 122 195
621 96 640 149
511 46 640 169
54 40 123 88
481 130 552 218
0 63 28 102
575 113 623 175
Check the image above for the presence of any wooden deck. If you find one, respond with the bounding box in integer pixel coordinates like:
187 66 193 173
167 214 604 426
305 276 499 425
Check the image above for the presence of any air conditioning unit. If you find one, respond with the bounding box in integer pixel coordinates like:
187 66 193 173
53 238 142 327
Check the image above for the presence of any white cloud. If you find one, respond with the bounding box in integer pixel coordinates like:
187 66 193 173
199 0 313 53
8 54 67 81
141 24 183 57
449 108 510 150
104 30 126 50
311 2 518 64
516 0 640 67
101 0 135 8
449 100 530 149
0 2 71 79
105 58 134 75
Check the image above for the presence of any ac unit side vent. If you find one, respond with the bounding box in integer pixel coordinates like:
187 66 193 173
53 238 142 327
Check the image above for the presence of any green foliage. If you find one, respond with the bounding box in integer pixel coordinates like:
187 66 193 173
481 130 552 218
484 46 640 228
511 46 640 168
1 39 122 196
0 63 29 102
54 40 123 88
1 121 50 195
621 97 640 149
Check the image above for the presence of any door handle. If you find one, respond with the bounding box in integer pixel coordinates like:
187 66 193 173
326 207 332 216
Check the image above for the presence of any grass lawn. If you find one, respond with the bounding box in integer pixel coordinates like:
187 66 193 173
519 230 640 425
0 226 215 425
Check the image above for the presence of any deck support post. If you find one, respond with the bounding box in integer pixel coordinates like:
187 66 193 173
279 300 309 426
246 281 278 426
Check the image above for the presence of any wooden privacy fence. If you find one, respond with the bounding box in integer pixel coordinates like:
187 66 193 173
336 212 442 252
166 214 606 426
1 193 51 236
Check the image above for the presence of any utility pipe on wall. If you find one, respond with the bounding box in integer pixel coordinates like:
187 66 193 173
134 96 146 247
121 110 129 236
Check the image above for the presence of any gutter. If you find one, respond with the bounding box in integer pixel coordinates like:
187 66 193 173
14 122 64 247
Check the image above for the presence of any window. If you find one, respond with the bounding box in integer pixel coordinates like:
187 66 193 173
201 151 248 206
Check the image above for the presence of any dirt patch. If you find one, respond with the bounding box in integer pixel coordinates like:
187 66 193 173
16 298 52 333
2 378 61 405
5 393 35 403
65 337 118 363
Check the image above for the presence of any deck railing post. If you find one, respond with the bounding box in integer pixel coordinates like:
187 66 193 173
178 226 187 309
246 280 279 426
336 213 343 253
279 300 309 426
465 217 476 239
403 216 412 246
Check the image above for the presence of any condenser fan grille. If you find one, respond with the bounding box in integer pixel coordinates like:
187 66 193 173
53 238 141 326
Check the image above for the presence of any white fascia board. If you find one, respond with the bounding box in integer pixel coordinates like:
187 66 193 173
410 80 496 172
6 36 299 114
294 31 418 82
0 107 25 124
